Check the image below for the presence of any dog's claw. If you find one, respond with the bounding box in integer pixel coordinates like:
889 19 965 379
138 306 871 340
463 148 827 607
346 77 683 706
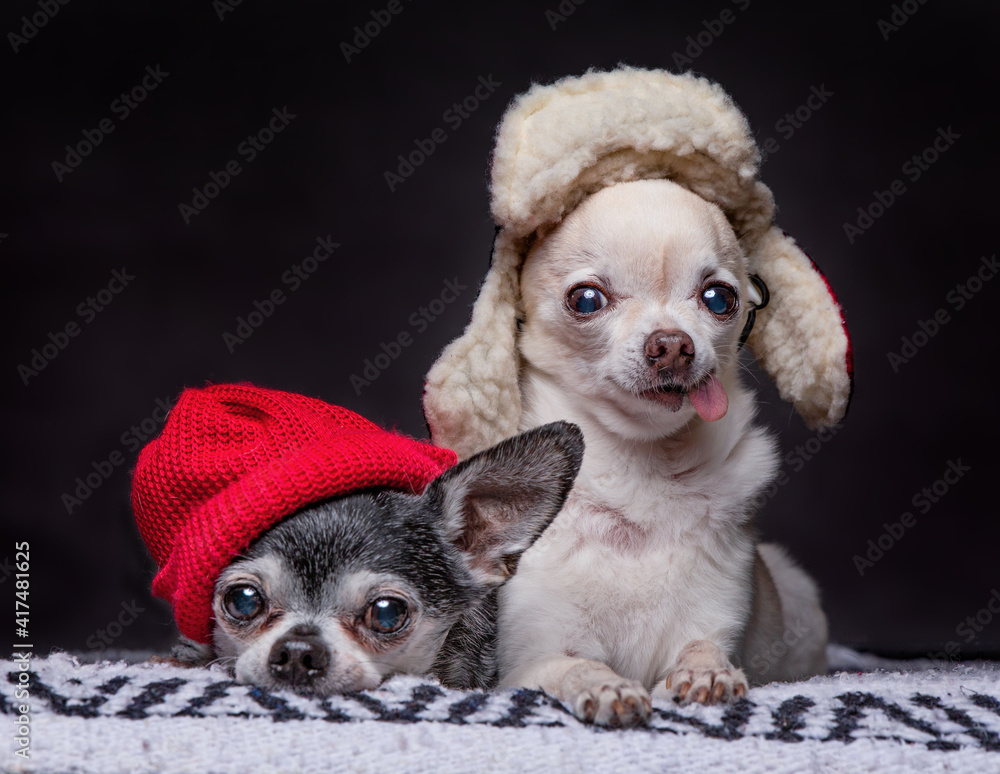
573 678 651 726
663 646 749 705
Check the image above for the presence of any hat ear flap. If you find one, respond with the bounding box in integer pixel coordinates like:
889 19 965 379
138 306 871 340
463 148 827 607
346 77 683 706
745 227 854 429
423 230 524 459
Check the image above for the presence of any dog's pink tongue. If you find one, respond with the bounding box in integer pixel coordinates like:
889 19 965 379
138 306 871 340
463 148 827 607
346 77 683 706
689 374 728 422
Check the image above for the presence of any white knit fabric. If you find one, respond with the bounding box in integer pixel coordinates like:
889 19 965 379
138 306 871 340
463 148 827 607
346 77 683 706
3 652 998 773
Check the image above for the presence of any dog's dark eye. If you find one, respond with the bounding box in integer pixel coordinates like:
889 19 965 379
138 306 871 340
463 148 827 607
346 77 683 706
567 285 608 315
224 585 265 621
701 284 738 318
367 597 409 634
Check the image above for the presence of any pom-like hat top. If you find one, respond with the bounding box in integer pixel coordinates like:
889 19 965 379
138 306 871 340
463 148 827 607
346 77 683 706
132 383 456 643
424 67 853 460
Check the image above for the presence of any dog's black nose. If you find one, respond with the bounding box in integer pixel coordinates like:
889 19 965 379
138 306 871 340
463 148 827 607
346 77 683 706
644 329 695 375
268 624 330 686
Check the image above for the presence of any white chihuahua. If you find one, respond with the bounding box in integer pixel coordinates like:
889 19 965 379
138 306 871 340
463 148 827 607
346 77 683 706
496 178 828 726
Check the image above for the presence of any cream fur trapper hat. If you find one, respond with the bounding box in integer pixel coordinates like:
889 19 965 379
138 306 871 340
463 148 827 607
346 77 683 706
424 67 853 460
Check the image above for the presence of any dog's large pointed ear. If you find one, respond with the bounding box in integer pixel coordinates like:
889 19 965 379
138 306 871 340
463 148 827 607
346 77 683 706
424 421 584 586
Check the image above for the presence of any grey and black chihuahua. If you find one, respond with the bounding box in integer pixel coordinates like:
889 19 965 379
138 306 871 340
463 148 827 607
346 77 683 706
173 422 583 696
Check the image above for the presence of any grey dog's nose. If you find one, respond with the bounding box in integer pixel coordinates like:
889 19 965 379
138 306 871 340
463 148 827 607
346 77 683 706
644 329 695 375
269 624 330 685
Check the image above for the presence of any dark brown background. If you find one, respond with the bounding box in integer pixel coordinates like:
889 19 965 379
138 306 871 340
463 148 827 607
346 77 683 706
3 0 998 659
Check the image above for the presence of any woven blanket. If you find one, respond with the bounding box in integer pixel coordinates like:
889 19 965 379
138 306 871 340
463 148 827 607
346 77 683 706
3 651 999 773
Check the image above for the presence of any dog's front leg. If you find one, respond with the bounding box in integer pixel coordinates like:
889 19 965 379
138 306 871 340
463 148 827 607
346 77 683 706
656 640 748 704
504 656 651 726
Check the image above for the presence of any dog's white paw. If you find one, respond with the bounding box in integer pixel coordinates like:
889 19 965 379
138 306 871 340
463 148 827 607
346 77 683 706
572 678 652 726
661 639 748 705
663 664 747 704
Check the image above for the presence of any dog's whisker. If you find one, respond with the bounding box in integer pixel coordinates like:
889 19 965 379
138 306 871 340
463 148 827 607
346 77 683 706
735 361 761 385
206 655 237 669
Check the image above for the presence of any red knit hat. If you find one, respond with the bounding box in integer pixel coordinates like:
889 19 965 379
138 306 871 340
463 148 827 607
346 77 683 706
131 383 457 643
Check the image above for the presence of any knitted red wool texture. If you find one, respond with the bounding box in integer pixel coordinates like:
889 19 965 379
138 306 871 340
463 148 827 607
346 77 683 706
131 383 457 644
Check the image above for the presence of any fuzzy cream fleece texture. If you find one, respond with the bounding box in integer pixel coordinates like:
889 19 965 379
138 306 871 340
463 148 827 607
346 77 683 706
424 67 852 460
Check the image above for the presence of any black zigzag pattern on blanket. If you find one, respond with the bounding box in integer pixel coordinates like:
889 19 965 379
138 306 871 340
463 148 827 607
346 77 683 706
6 669 1000 752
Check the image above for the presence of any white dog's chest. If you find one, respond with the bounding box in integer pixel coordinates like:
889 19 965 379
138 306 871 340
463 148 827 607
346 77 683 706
504 480 754 685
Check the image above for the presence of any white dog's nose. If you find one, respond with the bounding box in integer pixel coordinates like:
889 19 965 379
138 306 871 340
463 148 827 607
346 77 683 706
644 329 695 376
